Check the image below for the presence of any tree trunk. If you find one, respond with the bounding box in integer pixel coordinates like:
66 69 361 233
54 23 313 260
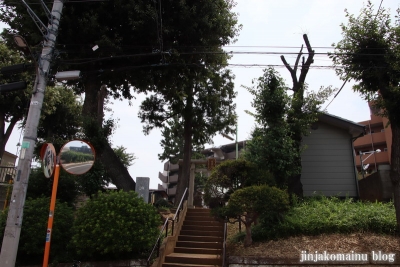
99 142 136 190
288 142 303 198
286 100 304 198
0 114 19 165
243 215 254 247
82 78 135 191
378 87 400 230
280 34 315 198
175 90 193 205
390 123 400 230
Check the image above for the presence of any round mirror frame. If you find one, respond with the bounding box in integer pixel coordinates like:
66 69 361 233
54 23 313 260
59 140 96 175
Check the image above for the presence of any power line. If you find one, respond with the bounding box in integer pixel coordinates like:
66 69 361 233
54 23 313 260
323 79 348 110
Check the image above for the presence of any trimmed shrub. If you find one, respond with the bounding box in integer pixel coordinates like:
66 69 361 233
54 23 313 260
221 185 289 246
70 190 160 260
0 197 74 265
204 159 258 206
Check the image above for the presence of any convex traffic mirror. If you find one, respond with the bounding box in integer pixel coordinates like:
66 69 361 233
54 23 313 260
40 140 95 176
39 140 95 266
59 140 95 175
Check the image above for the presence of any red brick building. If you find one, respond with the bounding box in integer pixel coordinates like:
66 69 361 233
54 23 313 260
354 103 392 174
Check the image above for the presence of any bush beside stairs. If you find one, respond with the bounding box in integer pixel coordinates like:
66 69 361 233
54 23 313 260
162 208 224 267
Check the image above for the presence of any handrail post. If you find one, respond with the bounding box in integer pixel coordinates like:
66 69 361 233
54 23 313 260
146 187 188 267
165 219 169 238
157 238 160 257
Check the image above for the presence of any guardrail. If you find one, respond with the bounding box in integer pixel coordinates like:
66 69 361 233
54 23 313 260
147 187 188 267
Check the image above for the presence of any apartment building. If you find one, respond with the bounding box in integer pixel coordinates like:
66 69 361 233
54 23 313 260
158 141 247 203
353 103 392 175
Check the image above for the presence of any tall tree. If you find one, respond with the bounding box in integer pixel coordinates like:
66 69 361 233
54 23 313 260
0 41 33 163
139 65 237 204
0 0 240 192
36 86 83 149
280 34 318 197
158 116 205 162
244 68 299 188
138 1 240 203
245 67 334 195
330 2 400 229
158 116 208 204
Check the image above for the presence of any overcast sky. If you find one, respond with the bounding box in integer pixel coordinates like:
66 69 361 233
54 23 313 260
4 0 399 189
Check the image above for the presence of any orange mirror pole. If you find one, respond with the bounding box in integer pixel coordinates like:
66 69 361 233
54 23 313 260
42 162 60 267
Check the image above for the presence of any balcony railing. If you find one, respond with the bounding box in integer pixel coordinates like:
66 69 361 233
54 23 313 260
354 131 387 148
358 114 384 128
168 186 177 196
355 151 390 167
163 161 179 172
0 166 16 183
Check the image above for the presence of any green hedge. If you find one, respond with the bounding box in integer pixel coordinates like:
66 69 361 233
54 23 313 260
61 150 94 163
250 196 397 241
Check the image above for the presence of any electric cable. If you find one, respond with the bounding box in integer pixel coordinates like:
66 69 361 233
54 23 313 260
323 79 348 111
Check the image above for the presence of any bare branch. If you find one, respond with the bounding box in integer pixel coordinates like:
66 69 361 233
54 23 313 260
299 34 315 86
293 44 304 75
281 55 297 89
162 112 181 122
303 34 313 53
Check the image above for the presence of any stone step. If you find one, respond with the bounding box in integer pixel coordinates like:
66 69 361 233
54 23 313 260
181 225 223 232
186 208 212 214
174 247 222 255
178 235 223 243
184 215 216 222
183 220 223 227
180 230 222 237
164 253 222 266
176 240 222 249
158 208 224 267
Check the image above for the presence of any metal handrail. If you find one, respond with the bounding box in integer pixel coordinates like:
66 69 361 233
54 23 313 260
171 187 188 236
222 217 228 267
146 187 188 267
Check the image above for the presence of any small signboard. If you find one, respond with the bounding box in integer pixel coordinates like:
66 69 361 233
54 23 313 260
136 177 150 203
40 143 56 178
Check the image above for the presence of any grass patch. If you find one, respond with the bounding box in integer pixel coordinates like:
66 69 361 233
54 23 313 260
251 196 397 242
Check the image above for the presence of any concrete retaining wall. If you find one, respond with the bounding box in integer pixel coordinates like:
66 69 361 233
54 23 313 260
359 165 392 202
21 259 146 267
228 254 400 266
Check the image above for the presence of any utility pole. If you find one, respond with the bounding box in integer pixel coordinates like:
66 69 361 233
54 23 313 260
0 1 65 266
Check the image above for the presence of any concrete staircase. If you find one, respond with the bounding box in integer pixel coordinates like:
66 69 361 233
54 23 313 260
162 208 224 267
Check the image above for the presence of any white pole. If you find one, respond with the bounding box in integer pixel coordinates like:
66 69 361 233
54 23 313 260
0 1 64 266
